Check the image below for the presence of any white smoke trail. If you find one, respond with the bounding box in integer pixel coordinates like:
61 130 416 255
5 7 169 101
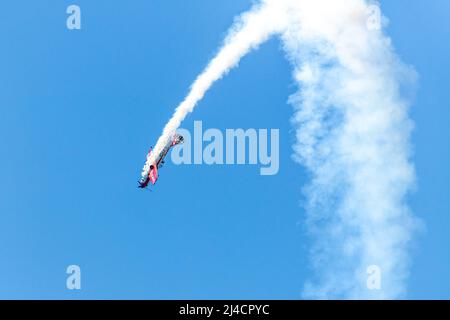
146 0 418 299
144 1 286 172
279 0 418 299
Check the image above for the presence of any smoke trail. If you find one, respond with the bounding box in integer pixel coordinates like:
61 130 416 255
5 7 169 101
280 0 418 299
143 1 286 173
146 0 418 299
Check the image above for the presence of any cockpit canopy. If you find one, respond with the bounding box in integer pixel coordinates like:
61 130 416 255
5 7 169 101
140 176 148 183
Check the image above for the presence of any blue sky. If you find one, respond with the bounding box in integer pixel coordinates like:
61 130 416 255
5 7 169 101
0 0 448 299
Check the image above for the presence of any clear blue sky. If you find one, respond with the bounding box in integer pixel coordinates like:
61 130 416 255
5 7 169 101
0 0 448 299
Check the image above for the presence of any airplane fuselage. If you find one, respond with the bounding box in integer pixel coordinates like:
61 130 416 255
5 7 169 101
139 133 184 188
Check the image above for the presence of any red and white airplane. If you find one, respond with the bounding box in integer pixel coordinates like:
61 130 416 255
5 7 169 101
139 133 184 188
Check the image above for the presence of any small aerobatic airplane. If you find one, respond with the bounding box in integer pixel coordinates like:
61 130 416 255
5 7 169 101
138 133 184 189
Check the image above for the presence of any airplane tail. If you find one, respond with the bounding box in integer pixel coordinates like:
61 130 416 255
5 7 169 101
172 133 184 146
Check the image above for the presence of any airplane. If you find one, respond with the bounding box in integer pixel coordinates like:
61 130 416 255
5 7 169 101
138 133 184 188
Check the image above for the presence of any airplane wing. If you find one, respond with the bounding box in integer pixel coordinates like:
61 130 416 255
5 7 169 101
149 165 158 185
